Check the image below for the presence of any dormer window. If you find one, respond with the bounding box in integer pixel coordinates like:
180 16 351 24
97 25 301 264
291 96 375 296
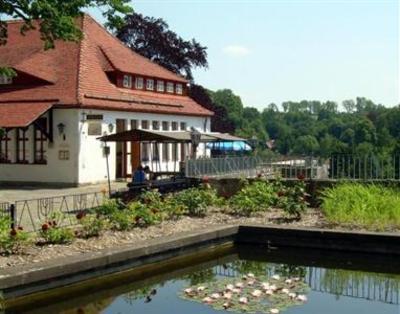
166 82 174 93
146 79 154 91
0 75 12 85
176 83 183 95
135 77 144 89
122 74 132 88
157 80 164 92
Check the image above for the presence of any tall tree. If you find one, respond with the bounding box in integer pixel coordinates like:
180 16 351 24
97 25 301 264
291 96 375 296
116 12 208 80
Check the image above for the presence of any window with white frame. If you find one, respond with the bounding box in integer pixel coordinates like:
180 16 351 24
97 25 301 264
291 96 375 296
122 74 132 88
162 121 169 131
146 79 154 91
0 75 12 85
141 120 149 129
156 80 165 92
135 77 144 89
180 122 187 131
176 83 183 95
152 121 160 130
166 82 174 93
171 121 178 131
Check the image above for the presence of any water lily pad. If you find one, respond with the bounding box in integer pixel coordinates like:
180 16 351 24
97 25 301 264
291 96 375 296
179 274 310 313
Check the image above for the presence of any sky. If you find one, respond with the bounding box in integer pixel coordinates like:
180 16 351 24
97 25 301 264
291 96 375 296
89 0 399 110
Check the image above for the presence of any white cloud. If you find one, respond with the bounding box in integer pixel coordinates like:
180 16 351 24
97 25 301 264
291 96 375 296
222 45 251 57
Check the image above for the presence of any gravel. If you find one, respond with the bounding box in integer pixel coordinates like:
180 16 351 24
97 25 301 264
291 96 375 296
0 208 395 269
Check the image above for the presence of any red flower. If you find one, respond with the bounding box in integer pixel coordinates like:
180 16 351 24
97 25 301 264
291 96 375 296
76 211 85 220
202 176 210 183
257 173 262 178
48 221 53 226
41 223 49 232
10 229 17 236
52 220 57 226
277 190 285 197
18 226 23 231
297 173 305 181
151 208 158 214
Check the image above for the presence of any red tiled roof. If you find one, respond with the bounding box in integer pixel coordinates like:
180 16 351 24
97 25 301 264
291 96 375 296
0 102 53 127
0 15 213 117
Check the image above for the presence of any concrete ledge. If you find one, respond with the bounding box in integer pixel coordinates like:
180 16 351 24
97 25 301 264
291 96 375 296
1 224 400 301
237 224 400 255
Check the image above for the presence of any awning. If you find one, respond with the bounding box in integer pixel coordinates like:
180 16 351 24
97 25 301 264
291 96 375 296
98 129 247 143
0 102 53 128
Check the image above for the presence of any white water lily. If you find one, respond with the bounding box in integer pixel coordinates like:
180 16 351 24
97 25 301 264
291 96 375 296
210 293 220 299
297 294 308 302
202 296 213 304
265 289 274 296
251 289 262 297
282 288 290 294
285 279 293 284
226 284 234 291
269 284 277 291
242 275 248 280
197 286 206 292
184 288 193 294
223 302 231 309
235 282 244 288
293 277 301 282
223 292 232 300
239 296 248 304
248 280 255 286
247 273 255 278
261 282 270 288
271 274 280 280
232 288 241 294
288 292 297 299
270 309 280 314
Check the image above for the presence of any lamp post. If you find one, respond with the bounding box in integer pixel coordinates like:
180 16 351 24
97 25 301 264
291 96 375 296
190 127 201 159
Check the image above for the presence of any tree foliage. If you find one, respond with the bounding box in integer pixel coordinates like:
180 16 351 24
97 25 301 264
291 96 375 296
0 0 132 49
116 12 208 80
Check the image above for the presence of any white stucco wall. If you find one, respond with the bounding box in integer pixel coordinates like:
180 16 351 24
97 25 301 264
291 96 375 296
77 108 211 184
0 109 80 184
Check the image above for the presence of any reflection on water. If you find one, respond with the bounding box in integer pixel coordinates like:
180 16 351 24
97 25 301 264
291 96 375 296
7 246 400 314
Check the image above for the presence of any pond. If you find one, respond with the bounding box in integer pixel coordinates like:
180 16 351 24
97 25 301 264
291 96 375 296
7 245 400 314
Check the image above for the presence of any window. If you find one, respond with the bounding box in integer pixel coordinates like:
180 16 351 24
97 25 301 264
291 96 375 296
152 121 160 130
141 143 149 161
142 120 149 129
162 121 169 131
171 122 178 131
131 119 138 130
152 144 160 161
0 75 12 85
172 143 178 161
34 118 47 164
162 143 170 162
146 79 154 91
0 130 11 163
166 82 174 93
16 128 29 163
135 77 144 89
176 83 183 95
180 122 187 131
157 80 165 92
122 75 132 88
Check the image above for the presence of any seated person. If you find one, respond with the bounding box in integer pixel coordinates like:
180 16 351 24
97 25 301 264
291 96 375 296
144 165 153 181
133 165 145 184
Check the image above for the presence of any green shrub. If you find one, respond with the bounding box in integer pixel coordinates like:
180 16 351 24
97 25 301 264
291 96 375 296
129 201 162 227
275 181 309 219
321 183 400 230
95 199 121 216
76 212 106 238
174 185 224 217
108 208 134 231
39 220 74 244
0 216 29 254
230 181 275 216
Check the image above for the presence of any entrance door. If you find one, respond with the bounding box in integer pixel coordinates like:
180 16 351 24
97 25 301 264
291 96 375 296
130 119 141 173
115 119 127 179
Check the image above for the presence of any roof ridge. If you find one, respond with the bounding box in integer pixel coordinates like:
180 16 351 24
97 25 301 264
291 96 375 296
83 14 188 83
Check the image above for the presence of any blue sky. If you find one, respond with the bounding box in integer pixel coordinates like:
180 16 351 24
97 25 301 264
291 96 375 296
89 0 399 110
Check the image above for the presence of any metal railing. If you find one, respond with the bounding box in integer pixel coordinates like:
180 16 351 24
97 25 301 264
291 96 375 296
186 155 400 181
3 191 108 232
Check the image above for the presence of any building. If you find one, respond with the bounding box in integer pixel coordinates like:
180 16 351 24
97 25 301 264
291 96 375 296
0 15 213 186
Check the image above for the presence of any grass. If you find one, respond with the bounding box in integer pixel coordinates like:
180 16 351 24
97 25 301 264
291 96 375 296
320 183 400 231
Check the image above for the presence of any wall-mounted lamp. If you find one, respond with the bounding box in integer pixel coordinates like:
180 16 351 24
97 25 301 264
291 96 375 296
81 112 87 122
57 122 66 140
108 123 114 133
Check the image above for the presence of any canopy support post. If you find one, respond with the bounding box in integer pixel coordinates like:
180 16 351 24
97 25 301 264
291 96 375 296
104 142 112 197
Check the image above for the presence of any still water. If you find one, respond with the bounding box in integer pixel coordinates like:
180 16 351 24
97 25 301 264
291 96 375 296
8 245 400 314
